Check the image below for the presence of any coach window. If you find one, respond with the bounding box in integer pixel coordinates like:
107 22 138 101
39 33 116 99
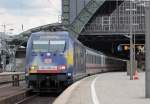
91 56 92 63
88 55 89 63
96 57 97 63
87 55 89 63
95 57 97 64
89 55 91 63
92 55 94 64
86 54 88 62
92 56 95 64
97 57 99 64
96 57 98 64
86 54 88 63
91 55 93 63
96 56 97 64
99 57 101 64
92 56 93 63
93 56 95 64
88 55 90 63
90 55 92 63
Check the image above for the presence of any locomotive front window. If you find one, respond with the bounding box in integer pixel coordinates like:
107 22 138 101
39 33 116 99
32 40 66 52
49 40 66 52
33 40 49 52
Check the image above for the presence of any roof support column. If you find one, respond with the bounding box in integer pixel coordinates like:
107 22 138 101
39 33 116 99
145 1 150 98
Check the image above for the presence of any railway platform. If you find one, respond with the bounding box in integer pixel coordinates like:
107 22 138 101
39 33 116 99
0 72 30 104
0 72 25 85
54 72 150 104
0 82 31 104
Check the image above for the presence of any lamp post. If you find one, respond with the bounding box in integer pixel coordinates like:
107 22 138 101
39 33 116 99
132 0 150 97
145 1 150 98
137 0 150 98
126 0 135 80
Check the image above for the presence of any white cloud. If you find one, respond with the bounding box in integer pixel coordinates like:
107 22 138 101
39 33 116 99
0 0 61 35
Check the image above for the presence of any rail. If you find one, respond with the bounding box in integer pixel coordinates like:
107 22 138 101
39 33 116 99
0 72 25 87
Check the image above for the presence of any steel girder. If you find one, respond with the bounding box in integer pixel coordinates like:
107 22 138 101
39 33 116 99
68 0 105 37
62 0 70 25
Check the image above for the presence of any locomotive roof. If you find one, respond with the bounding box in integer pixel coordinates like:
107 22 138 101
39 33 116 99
31 31 69 37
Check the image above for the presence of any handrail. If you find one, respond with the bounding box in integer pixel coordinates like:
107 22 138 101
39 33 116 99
0 72 25 76
0 72 25 87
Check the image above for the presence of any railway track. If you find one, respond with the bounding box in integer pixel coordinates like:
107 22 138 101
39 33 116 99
15 93 57 104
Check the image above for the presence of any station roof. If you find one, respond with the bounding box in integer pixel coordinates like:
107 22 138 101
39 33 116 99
8 23 66 46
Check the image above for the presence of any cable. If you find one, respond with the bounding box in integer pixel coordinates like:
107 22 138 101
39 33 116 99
47 0 61 14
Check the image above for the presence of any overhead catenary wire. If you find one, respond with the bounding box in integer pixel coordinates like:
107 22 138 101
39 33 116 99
47 0 61 14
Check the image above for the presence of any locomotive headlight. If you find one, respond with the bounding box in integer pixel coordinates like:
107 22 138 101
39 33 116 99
47 53 51 56
30 64 38 70
31 66 35 70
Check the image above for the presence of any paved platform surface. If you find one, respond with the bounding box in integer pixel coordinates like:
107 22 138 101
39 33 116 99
54 72 150 104
0 82 30 104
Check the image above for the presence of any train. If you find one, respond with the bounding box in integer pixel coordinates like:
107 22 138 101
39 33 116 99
25 31 126 92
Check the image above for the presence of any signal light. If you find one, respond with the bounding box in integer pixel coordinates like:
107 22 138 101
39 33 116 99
124 45 129 51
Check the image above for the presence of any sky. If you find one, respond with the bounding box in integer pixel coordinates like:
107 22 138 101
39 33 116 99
0 0 61 35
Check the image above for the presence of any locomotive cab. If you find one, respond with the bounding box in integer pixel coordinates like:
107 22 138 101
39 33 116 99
31 40 67 73
25 32 73 91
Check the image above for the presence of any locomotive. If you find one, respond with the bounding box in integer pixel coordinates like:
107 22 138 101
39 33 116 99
25 31 126 92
